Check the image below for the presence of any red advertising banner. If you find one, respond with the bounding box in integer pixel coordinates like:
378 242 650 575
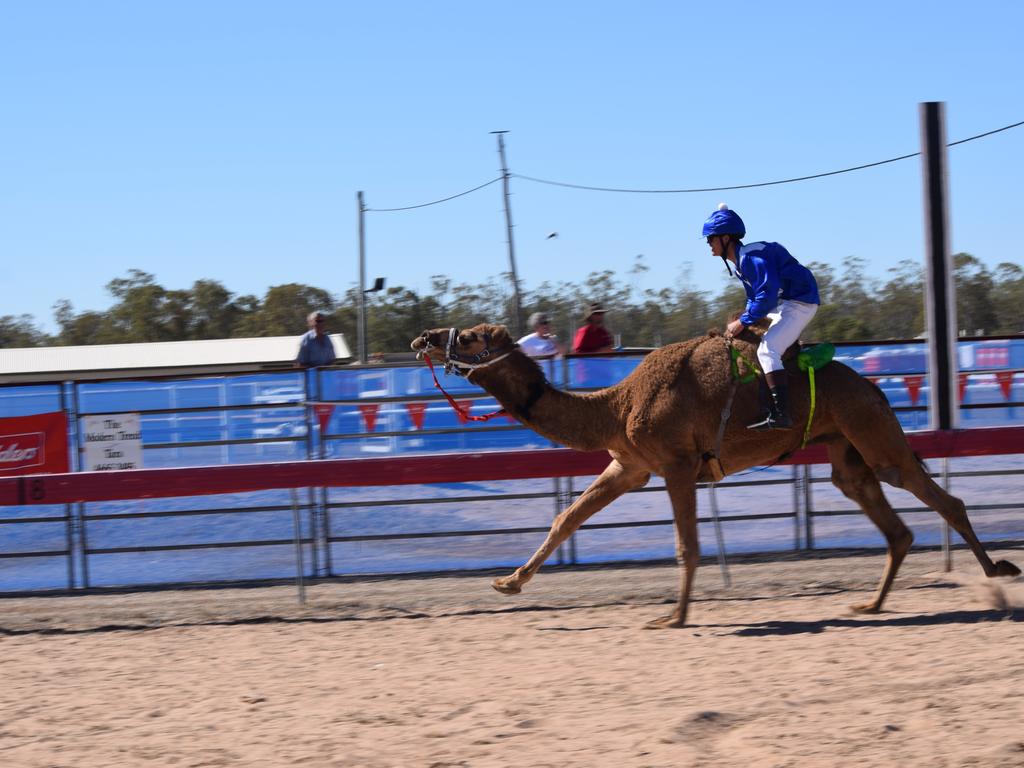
958 373 969 403
0 412 69 477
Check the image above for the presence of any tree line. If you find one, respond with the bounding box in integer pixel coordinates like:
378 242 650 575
1 254 1021 354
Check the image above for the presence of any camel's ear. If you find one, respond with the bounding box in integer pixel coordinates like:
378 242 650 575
457 330 478 346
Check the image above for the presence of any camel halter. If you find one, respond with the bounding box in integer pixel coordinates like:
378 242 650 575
427 327 517 376
418 328 517 422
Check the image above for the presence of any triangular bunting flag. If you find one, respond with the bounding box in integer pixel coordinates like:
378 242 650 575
455 400 474 424
904 375 924 407
958 373 969 404
405 402 427 430
313 403 335 433
358 403 380 432
995 371 1015 400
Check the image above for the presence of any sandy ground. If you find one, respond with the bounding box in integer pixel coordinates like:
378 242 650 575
2 548 1024 768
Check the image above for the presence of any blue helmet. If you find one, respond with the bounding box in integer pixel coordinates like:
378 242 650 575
702 204 745 238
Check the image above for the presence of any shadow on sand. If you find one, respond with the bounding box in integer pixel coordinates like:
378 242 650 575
715 608 1020 636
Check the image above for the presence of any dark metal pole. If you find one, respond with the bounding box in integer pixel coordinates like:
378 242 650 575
301 368 318 576
803 464 814 551
357 191 368 364
707 483 731 588
792 464 801 551
307 369 320 577
941 457 953 572
60 383 74 589
317 366 333 577
70 382 90 588
919 102 959 430
492 131 524 338
289 488 307 605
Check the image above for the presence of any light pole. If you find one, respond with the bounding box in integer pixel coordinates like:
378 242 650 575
356 191 386 363
491 131 524 338
359 275 385 364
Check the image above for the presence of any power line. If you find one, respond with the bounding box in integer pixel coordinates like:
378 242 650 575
947 119 1024 146
512 119 1024 195
359 118 1023 209
366 177 503 212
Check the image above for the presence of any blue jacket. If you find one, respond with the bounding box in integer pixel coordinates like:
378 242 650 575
734 241 820 325
296 331 337 367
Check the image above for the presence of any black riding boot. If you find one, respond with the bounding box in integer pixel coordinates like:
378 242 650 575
747 372 793 431
768 383 793 429
748 377 770 431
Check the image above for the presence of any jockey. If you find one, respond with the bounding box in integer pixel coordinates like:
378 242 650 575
702 203 820 430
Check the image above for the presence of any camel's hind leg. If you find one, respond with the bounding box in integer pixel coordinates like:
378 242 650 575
491 459 650 596
827 439 914 613
893 453 1021 579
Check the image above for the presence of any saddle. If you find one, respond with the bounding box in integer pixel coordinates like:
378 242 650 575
702 330 835 481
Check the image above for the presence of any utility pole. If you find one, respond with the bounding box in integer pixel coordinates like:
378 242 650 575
492 131 524 338
357 191 368 364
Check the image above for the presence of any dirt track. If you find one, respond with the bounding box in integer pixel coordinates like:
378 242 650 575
2 547 1023 767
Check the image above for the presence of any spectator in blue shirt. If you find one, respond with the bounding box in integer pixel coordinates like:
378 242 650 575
703 204 820 430
295 311 337 368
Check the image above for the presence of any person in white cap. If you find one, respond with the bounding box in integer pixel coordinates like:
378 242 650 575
517 312 566 357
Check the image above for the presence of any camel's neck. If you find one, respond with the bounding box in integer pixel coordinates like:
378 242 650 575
469 358 621 452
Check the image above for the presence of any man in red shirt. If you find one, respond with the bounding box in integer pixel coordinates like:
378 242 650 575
572 303 614 354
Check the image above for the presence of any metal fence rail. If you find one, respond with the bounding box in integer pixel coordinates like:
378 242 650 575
0 435 1021 595
1 338 1022 594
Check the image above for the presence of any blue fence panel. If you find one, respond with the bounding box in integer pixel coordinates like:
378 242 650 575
0 339 1021 592
0 384 63 418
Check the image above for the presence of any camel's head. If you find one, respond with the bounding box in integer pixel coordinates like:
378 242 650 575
411 323 517 376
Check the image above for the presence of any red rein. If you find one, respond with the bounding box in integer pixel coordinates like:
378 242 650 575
422 353 508 423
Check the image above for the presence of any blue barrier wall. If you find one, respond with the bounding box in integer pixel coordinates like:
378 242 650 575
0 339 1021 465
0 338 1020 593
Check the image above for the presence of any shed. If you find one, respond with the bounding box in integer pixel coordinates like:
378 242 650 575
0 334 352 384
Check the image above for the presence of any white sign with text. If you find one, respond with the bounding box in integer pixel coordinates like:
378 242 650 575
82 413 144 471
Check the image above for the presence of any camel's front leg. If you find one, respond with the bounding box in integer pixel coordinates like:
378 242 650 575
645 456 701 629
492 459 649 596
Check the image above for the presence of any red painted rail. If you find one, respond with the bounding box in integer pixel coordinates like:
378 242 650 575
1 426 1021 507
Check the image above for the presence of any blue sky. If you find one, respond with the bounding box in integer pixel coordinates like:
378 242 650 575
1 1 1022 334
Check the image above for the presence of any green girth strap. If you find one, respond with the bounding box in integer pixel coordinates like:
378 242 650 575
797 344 834 449
729 344 761 384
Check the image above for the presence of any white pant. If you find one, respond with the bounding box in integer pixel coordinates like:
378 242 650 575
757 299 818 374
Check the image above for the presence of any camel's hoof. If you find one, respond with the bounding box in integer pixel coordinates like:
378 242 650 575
850 602 882 614
643 615 687 630
992 560 1022 578
491 576 522 595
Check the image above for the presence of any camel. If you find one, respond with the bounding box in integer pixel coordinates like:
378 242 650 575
410 323 1020 628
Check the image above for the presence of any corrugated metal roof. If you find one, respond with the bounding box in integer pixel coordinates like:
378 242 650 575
0 334 351 383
